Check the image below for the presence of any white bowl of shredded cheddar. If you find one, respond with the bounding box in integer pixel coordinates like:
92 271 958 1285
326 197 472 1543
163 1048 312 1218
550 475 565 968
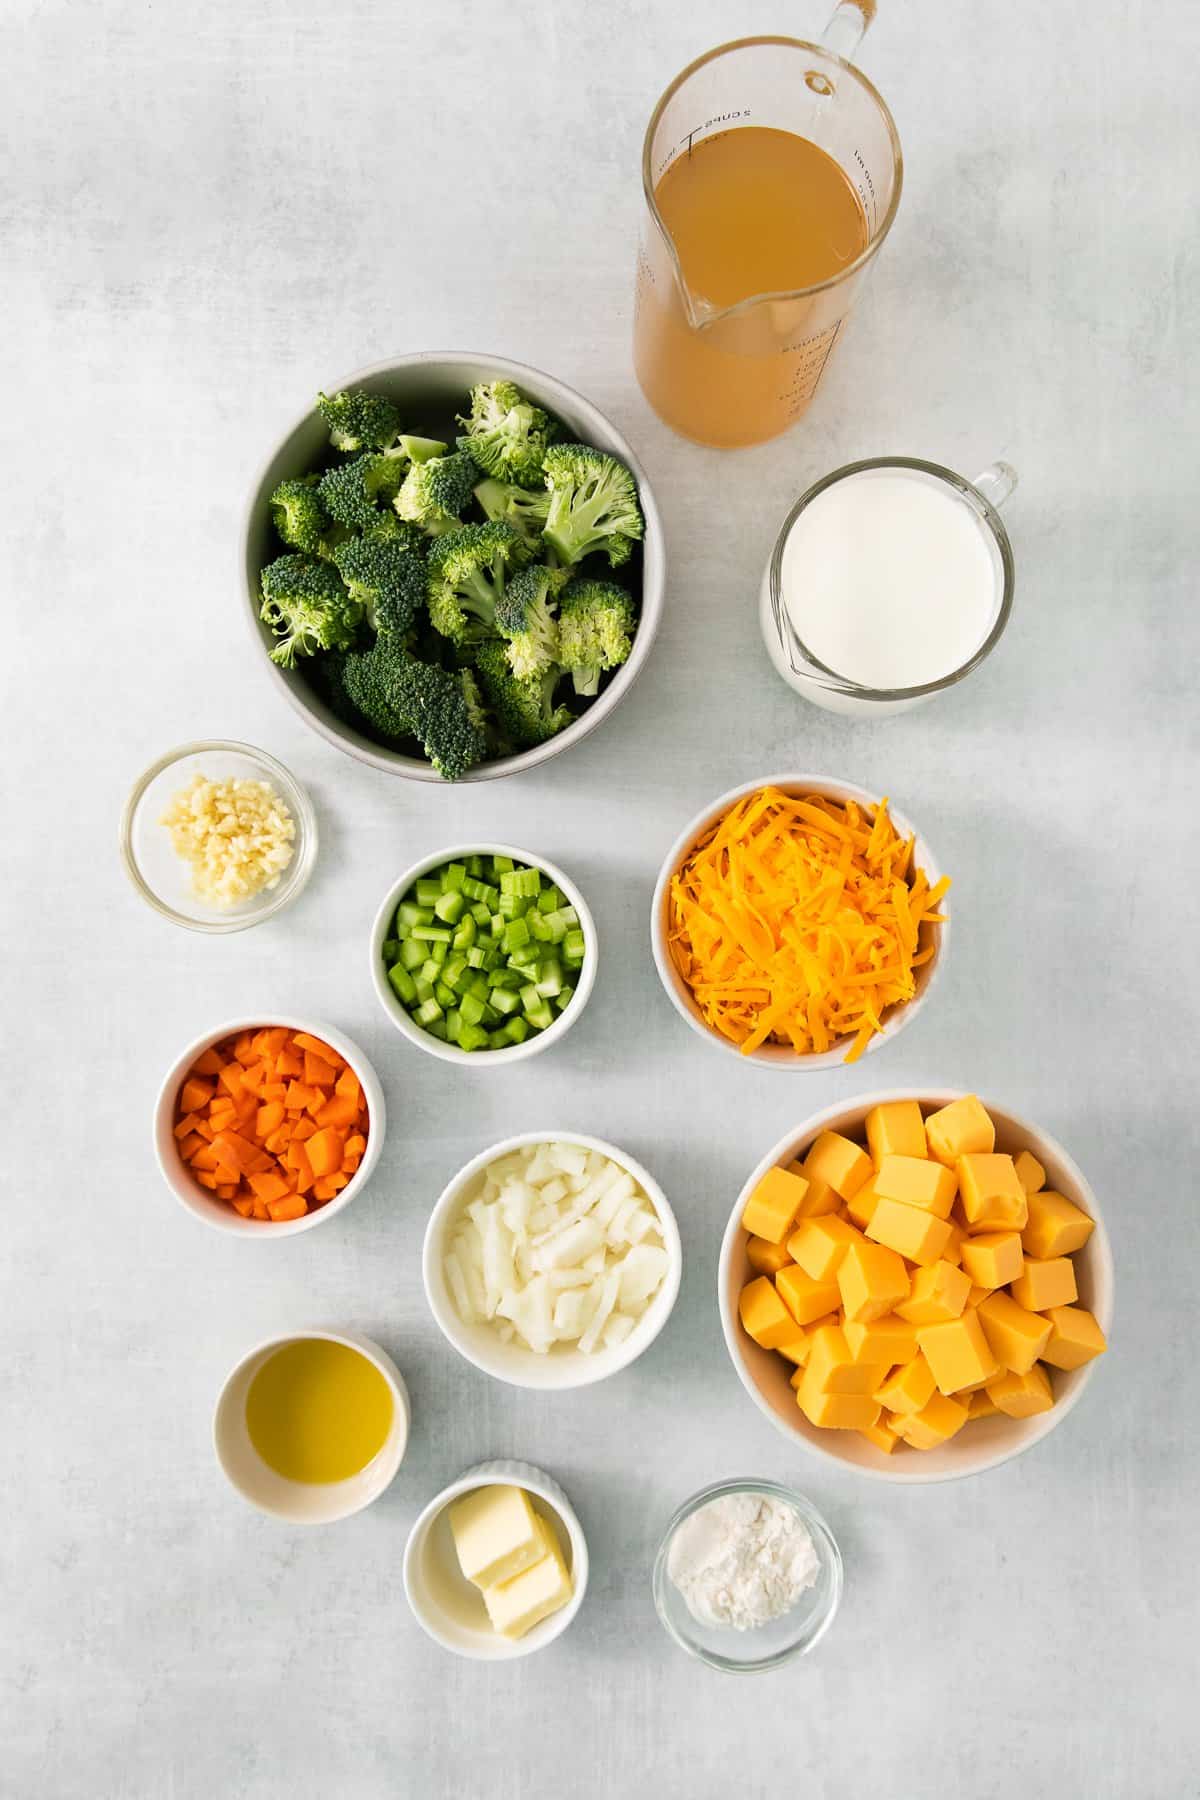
650 775 950 1068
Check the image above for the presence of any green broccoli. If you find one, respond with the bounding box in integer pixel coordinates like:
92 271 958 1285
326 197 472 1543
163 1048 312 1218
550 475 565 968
318 453 406 529
269 475 330 554
316 387 402 453
471 640 574 749
393 658 489 779
541 444 644 568
557 578 636 695
259 554 361 669
360 510 427 551
426 521 522 647
394 450 480 535
331 536 426 637
473 476 551 557
399 433 448 463
456 380 557 488
494 563 567 680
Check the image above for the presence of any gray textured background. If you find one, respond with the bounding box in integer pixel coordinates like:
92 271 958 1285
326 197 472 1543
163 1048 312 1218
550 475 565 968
5 1 1198 1795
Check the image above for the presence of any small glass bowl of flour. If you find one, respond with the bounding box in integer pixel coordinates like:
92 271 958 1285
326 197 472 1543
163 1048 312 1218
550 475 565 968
653 1480 842 1672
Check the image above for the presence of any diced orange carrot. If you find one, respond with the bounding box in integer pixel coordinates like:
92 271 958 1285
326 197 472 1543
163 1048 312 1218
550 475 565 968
292 1116 317 1141
193 1118 215 1141
335 1067 362 1105
251 1198 270 1220
344 1133 367 1158
342 1154 361 1174
232 1196 256 1218
263 1127 291 1155
179 1131 207 1160
257 1100 286 1137
266 1192 307 1222
232 1034 257 1068
304 1087 328 1117
173 1111 204 1140
261 1081 287 1102
292 1031 339 1061
180 1077 214 1113
217 1064 245 1100
311 1176 340 1201
211 1130 264 1175
216 1183 239 1200
304 1050 339 1088
314 1094 360 1130
194 1171 219 1190
191 1145 220 1172
275 1048 303 1079
284 1137 312 1174
327 1171 350 1192
283 1081 314 1111
190 1047 224 1077
247 1170 291 1203
306 1127 345 1178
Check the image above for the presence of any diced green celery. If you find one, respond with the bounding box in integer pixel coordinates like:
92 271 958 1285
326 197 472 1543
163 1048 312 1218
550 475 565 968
487 1025 513 1048
519 982 542 1014
490 967 523 990
442 861 467 891
400 938 425 970
499 867 540 898
382 938 400 961
489 912 505 937
443 954 469 987
425 1019 449 1041
491 855 515 876
458 1022 490 1052
526 1000 554 1031
536 958 563 997
537 885 562 914
397 901 433 932
542 910 568 943
411 923 452 944
466 853 486 877
460 991 486 1026
419 959 441 983
563 929 586 966
429 938 449 966
466 945 499 970
559 906 579 927
504 916 531 953
468 972 491 1000
528 911 552 941
554 988 573 1010
508 943 540 970
505 1015 529 1043
445 1008 463 1043
387 964 418 1006
463 876 499 903
452 913 477 950
435 981 455 1008
490 985 520 1015
414 996 443 1026
415 878 442 908
413 974 434 1004
434 890 465 925
469 902 491 927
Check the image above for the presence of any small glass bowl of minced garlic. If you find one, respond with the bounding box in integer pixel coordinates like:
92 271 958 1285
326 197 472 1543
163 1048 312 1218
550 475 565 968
652 1479 843 1673
121 740 317 931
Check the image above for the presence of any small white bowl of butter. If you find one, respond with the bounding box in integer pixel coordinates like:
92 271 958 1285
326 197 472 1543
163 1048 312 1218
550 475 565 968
403 1460 588 1660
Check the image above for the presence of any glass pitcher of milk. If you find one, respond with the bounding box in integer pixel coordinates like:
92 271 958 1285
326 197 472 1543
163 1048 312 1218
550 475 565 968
759 458 1017 716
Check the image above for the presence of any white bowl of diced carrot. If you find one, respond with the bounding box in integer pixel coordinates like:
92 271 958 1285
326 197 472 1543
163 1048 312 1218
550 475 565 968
153 1017 385 1235
718 1091 1113 1483
651 775 950 1069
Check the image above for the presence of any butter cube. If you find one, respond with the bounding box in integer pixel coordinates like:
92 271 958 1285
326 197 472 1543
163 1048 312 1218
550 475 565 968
924 1095 995 1166
895 1259 971 1324
793 1169 841 1217
795 1367 880 1430
859 1417 900 1455
837 1239 910 1323
865 1100 927 1166
802 1131 873 1200
1021 1191 1095 1260
960 1231 1024 1289
917 1310 998 1395
843 1175 883 1230
482 1513 572 1638
1011 1256 1077 1313
1041 1305 1107 1370
787 1215 865 1280
874 1154 958 1219
843 1314 919 1365
893 1391 969 1449
741 1165 809 1243
1013 1149 1046 1194
745 1234 794 1276
776 1263 842 1326
806 1323 888 1395
866 1197 953 1267
450 1484 544 1590
738 1276 799 1348
976 1291 1052 1374
985 1365 1054 1419
874 1352 936 1416
957 1153 1029 1231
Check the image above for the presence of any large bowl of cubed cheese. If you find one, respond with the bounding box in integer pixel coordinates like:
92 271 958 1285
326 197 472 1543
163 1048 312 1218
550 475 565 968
424 1133 682 1389
718 1091 1113 1483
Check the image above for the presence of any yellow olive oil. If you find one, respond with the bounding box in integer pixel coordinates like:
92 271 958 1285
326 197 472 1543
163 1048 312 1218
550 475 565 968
245 1339 393 1485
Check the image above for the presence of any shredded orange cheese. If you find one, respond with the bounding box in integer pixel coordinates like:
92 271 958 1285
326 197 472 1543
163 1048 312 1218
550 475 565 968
666 787 950 1062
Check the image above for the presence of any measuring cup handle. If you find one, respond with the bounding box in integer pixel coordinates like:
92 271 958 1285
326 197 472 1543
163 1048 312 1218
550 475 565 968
972 462 1019 510
820 0 877 62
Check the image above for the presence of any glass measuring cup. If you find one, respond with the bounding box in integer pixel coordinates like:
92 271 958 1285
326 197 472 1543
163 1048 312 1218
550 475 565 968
633 3 902 449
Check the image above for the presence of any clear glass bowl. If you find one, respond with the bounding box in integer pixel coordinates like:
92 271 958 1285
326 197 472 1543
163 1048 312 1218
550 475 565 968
652 1478 842 1672
120 740 317 932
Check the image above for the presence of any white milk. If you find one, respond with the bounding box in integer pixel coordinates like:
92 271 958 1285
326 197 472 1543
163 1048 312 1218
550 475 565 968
779 468 999 691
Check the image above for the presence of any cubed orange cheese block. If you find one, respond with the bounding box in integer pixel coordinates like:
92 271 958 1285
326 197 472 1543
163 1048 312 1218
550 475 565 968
866 1198 953 1267
1010 1256 1077 1313
1013 1149 1046 1194
837 1239 910 1323
795 1368 880 1430
893 1391 969 1448
777 1337 811 1367
859 1417 900 1454
924 1095 995 1166
1041 1305 1107 1370
738 1277 799 1349
1021 1191 1095 1260
794 1170 841 1218
802 1132 873 1200
957 1154 1029 1230
967 1388 1000 1420
874 1155 958 1219
874 1352 936 1416
741 1166 810 1243
917 1310 998 1395
895 1260 971 1324
986 1364 1054 1418
790 1363 807 1390
960 1231 1024 1289
806 1324 889 1395
966 1285 993 1308
843 1314 919 1365
843 1175 883 1230
865 1100 927 1166
787 1215 865 1281
776 1264 842 1327
746 1235 794 1277
976 1291 1052 1374
941 1221 966 1267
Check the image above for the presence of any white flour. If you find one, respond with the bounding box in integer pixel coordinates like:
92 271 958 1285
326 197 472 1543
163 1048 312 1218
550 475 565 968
666 1492 818 1631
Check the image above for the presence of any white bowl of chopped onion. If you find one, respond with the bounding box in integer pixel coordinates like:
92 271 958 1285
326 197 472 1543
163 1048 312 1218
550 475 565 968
423 1133 682 1389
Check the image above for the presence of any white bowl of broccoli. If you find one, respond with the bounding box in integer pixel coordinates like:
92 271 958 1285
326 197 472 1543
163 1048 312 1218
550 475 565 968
241 352 665 782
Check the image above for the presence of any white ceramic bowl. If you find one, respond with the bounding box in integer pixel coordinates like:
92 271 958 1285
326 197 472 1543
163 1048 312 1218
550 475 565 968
153 1015 385 1237
370 844 597 1067
423 1132 681 1389
241 351 665 783
213 1329 409 1523
651 773 950 1071
403 1459 588 1660
718 1090 1115 1483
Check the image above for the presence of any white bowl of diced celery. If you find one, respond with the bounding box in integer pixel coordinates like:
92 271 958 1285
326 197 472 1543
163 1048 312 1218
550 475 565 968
369 844 597 1063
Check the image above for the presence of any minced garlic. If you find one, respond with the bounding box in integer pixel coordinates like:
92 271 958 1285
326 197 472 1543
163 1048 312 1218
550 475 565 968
160 772 295 908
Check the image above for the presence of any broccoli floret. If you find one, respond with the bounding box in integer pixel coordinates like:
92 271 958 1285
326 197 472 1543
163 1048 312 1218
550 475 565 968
316 387 402 453
340 638 418 742
455 380 557 488
494 563 567 680
393 659 489 779
318 453 406 529
331 536 426 637
426 521 522 647
361 510 426 552
473 476 552 557
541 444 644 568
269 475 330 554
471 640 574 749
259 554 361 669
394 450 480 536
557 578 636 696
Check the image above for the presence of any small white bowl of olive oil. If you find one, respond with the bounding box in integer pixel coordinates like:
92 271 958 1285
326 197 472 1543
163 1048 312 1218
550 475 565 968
213 1330 410 1523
